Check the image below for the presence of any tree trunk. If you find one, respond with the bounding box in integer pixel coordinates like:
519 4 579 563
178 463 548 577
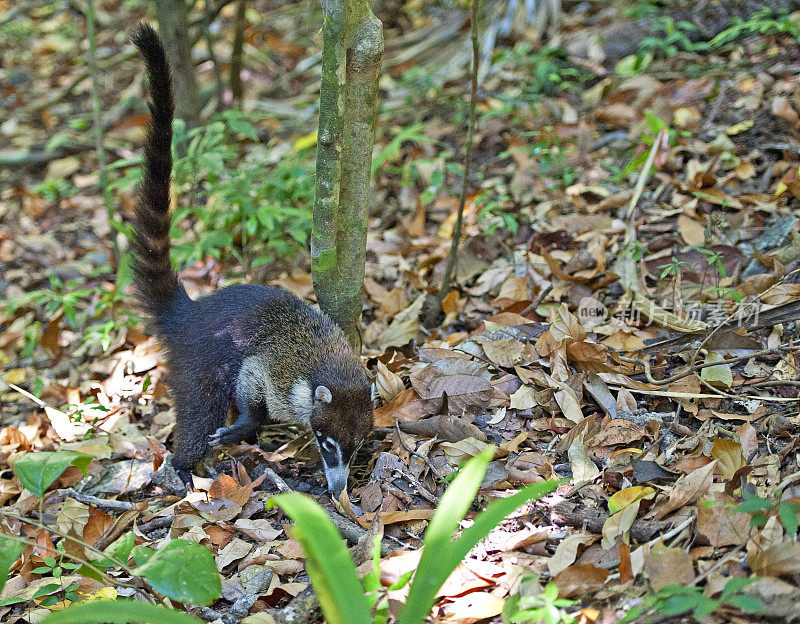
230 0 247 105
312 0 383 351
155 0 200 124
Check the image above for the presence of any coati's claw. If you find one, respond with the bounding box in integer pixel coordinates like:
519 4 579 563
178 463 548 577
209 426 239 447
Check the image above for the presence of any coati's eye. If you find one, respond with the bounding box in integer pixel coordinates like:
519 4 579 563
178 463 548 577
321 438 336 453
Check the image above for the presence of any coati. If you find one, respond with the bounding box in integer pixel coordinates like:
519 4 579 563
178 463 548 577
130 23 373 497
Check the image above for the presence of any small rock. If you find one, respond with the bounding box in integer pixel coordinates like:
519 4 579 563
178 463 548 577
240 565 274 596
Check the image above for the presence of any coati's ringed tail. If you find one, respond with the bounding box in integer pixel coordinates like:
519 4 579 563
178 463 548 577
130 23 188 321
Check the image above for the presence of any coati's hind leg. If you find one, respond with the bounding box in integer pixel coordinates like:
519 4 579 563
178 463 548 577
171 397 228 484
208 393 267 447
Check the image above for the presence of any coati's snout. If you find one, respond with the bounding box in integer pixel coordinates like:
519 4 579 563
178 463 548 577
311 383 373 497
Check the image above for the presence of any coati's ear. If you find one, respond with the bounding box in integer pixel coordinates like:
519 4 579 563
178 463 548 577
315 385 332 404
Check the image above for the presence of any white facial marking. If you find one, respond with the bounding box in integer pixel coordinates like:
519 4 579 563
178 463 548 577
321 442 347 496
289 379 313 424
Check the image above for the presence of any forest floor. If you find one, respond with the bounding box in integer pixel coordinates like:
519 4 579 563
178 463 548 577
2 1 800 623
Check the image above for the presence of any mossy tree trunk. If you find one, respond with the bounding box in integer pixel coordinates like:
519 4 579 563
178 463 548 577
230 0 248 104
312 0 383 351
155 0 200 124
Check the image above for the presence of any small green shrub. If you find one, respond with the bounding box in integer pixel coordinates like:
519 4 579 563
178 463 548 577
710 8 800 48
619 110 689 178
492 44 585 104
32 179 79 204
2 451 221 613
268 448 563 624
638 17 707 59
620 578 763 622
111 110 315 270
2 271 139 358
503 578 576 624
477 192 518 236
735 490 800 535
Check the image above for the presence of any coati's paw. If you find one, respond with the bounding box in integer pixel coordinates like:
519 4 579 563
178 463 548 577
209 426 243 447
150 457 191 494
175 468 194 489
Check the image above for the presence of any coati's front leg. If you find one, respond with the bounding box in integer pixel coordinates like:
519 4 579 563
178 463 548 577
171 397 228 485
208 392 267 447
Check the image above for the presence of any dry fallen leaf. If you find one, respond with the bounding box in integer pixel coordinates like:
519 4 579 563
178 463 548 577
644 542 695 590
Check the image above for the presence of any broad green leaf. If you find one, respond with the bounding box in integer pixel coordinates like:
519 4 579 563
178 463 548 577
268 493 372 624
724 593 764 613
39 599 203 624
33 583 61 598
133 540 221 606
13 451 92 498
720 576 755 599
90 531 135 570
778 502 800 536
74 564 104 583
397 448 562 624
105 531 135 564
0 534 25 595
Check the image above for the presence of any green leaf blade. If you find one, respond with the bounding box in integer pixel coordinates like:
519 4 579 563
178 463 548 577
0 534 25 595
267 493 372 624
397 447 562 624
38 599 203 624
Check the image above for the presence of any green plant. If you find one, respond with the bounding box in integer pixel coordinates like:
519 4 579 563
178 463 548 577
621 578 763 622
503 578 576 624
110 111 315 270
735 490 800 535
520 130 579 189
32 179 79 204
638 17 707 59
371 123 431 176
709 9 800 48
13 451 93 499
477 193 518 235
2 451 221 611
494 44 583 101
362 537 414 624
2 269 140 358
623 0 661 19
0 14 35 43
658 257 689 280
61 396 108 437
0 535 25 595
39 599 203 624
621 110 689 178
23 541 81 607
268 448 563 624
397 66 439 106
624 240 647 263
